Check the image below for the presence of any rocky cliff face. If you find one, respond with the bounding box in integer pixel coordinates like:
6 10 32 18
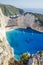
27 51 43 65
6 12 43 32
0 39 14 65
0 8 43 65
0 8 14 65
7 51 43 65
16 13 43 32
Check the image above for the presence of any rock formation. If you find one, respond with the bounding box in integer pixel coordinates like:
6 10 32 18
16 13 43 32
0 8 43 65
5 12 43 32
27 51 43 65
19 51 43 65
8 58 21 65
0 8 14 65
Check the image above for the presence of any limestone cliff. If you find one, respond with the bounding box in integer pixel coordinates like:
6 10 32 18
16 13 43 32
0 9 14 65
0 8 43 65
6 12 43 32
7 51 43 65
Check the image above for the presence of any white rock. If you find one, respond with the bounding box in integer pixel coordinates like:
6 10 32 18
0 47 3 54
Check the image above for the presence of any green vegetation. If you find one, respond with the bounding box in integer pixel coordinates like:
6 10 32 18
20 53 30 65
0 4 24 16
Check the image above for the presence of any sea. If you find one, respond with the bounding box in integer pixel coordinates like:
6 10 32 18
6 28 43 60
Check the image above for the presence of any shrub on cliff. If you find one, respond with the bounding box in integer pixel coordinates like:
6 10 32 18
20 53 30 65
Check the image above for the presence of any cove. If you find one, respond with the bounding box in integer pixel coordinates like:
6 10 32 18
6 28 43 60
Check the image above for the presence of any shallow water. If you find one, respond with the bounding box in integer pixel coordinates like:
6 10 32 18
6 28 43 60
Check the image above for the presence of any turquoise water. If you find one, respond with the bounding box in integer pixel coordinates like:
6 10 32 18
6 28 43 60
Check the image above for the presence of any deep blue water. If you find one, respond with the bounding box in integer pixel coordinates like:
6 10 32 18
6 28 43 60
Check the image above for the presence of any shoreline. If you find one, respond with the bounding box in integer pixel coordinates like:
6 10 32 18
6 26 42 60
5 26 27 32
5 26 43 33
